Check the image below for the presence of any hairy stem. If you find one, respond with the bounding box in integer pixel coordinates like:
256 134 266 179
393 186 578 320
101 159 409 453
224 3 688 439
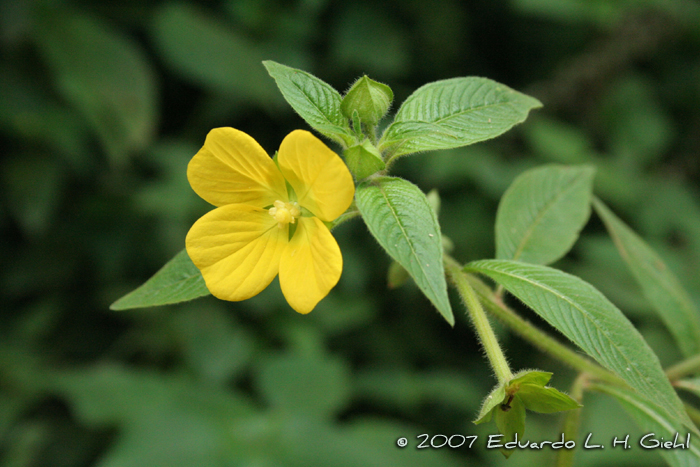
446 262 513 384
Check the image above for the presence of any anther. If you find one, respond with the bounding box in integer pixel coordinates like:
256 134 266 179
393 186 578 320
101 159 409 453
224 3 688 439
268 200 300 228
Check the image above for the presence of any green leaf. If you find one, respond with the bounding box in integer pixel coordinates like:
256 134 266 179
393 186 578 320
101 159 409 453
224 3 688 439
33 8 156 166
263 61 354 146
523 117 593 164
50 365 260 466
151 3 275 104
379 77 542 157
171 305 254 383
507 370 580 414
255 353 351 419
355 368 483 414
110 250 210 310
356 177 453 325
494 395 525 458
593 383 700 467
495 164 595 265
1 154 66 237
509 370 552 387
517 385 580 413
593 197 700 357
277 418 463 467
0 70 87 165
474 383 506 424
340 75 393 125
465 259 692 428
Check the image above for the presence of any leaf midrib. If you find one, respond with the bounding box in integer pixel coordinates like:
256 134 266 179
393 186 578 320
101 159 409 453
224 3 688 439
376 182 443 307
383 100 528 150
394 99 515 128
289 75 346 131
111 267 203 309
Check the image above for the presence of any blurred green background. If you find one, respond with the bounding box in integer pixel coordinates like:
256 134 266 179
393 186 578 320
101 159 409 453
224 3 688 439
2 0 700 465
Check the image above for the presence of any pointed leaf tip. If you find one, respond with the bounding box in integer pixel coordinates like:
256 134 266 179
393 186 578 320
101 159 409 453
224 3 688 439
110 249 210 310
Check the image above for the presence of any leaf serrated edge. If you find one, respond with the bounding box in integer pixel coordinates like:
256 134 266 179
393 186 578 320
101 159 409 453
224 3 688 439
262 61 353 146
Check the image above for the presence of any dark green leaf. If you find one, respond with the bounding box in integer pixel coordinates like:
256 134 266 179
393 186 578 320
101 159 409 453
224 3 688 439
523 117 593 164
465 259 692 429
110 250 210 310
593 197 700 357
255 353 351 419
495 165 595 264
51 365 259 466
494 395 525 458
379 77 542 157
33 8 156 165
1 154 65 237
356 177 453 325
0 70 87 164
151 3 276 104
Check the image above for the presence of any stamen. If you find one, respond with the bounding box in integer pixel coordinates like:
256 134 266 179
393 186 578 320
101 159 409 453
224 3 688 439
268 200 300 228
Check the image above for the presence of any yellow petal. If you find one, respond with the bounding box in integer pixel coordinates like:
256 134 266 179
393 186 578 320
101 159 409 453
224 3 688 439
279 217 342 314
277 130 354 222
188 128 288 207
186 204 287 301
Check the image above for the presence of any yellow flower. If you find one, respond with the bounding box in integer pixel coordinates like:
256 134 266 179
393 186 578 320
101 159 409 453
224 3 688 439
185 128 355 314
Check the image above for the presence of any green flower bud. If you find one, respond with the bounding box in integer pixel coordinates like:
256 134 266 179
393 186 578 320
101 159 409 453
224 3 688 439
343 140 385 179
341 76 393 126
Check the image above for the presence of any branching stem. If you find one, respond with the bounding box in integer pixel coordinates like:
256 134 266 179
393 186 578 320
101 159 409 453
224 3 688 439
445 256 625 387
666 353 700 382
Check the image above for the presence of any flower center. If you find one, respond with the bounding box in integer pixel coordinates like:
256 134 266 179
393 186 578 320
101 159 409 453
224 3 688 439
268 200 301 228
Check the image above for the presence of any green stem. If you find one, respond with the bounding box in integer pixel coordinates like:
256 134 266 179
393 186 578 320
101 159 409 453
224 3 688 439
684 403 700 427
556 373 587 467
446 262 513 384
368 124 378 146
445 256 624 387
665 353 700 381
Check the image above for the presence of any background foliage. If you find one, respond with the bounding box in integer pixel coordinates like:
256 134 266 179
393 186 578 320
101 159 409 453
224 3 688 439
2 0 700 465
